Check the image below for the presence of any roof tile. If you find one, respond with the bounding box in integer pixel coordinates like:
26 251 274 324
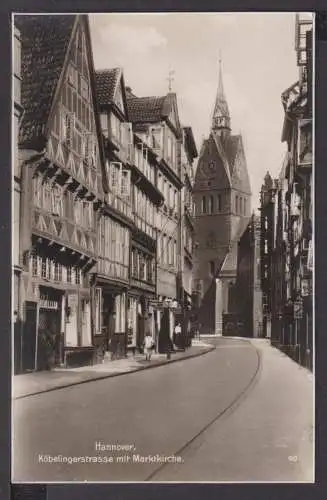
16 15 76 147
127 95 167 124
95 68 121 106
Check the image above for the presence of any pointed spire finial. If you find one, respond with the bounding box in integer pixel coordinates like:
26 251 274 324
167 69 175 93
218 50 225 98
212 51 230 133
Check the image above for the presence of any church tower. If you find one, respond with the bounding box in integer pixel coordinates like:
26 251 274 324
212 58 231 136
193 59 252 335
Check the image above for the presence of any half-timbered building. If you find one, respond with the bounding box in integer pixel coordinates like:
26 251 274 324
94 68 134 356
16 15 106 371
127 90 184 350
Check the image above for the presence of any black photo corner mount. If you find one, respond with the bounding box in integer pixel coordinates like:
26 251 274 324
11 485 47 500
317 11 327 41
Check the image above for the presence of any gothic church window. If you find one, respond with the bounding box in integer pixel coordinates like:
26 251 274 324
202 196 207 214
217 194 222 212
209 195 214 214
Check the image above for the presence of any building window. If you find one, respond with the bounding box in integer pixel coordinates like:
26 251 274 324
67 266 72 283
244 198 247 215
80 76 89 101
75 267 81 285
217 194 221 212
235 196 238 214
202 196 206 214
41 258 47 279
209 261 215 277
209 195 214 214
51 185 63 216
54 262 62 282
32 254 38 277
139 254 145 281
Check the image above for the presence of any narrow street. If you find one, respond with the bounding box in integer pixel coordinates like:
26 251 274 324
12 337 313 483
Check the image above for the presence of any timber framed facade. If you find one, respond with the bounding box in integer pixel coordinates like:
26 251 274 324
13 14 198 372
16 15 105 371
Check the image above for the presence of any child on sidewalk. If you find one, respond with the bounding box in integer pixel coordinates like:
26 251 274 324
144 333 155 361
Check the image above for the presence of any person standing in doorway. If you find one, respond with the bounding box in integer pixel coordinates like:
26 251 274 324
174 322 182 349
144 333 154 361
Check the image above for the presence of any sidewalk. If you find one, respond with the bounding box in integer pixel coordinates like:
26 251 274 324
12 340 214 399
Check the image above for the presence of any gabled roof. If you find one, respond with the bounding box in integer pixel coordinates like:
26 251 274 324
127 95 167 123
95 68 122 106
126 91 181 136
183 126 198 160
211 132 232 185
15 14 77 148
225 135 241 175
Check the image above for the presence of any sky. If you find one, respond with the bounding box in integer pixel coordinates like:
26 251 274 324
89 13 312 209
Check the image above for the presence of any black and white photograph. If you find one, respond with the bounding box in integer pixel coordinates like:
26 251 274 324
12 12 314 483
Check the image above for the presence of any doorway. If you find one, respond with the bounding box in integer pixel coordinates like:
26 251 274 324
22 301 38 372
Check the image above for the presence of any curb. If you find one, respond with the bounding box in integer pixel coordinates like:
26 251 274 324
13 345 216 400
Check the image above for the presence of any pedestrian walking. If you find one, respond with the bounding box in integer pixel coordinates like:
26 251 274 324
144 333 155 361
174 322 182 349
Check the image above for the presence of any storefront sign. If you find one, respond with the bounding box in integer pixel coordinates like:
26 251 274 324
39 296 59 310
294 300 303 319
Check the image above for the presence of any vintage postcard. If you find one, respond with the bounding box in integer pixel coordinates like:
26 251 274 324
12 12 314 483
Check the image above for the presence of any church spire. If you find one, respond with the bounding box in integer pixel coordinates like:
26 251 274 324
212 55 231 134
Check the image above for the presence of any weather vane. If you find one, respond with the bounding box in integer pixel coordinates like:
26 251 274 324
167 69 175 92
